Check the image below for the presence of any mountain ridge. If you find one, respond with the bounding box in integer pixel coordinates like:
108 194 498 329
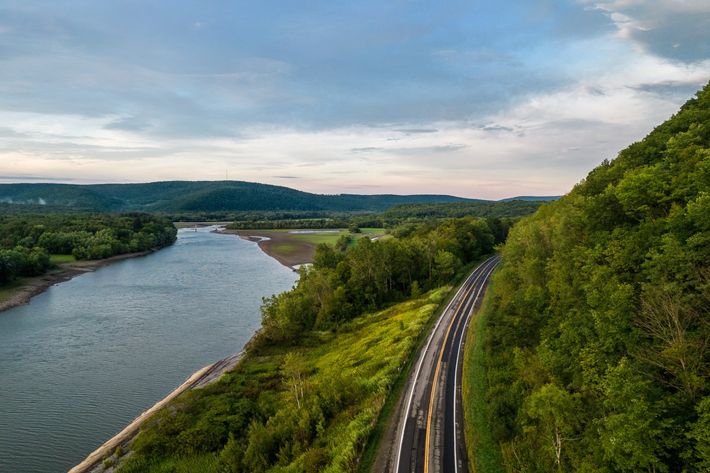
0 180 556 213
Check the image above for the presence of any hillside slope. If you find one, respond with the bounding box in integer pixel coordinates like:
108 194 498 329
0 181 477 213
473 82 710 472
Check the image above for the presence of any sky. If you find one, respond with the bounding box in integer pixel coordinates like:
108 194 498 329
0 0 709 199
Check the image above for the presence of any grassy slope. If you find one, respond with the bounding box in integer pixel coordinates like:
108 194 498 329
118 287 449 472
462 292 505 473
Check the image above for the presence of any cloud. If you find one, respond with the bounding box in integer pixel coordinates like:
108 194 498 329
476 124 516 133
350 147 384 153
104 116 153 132
0 175 83 182
583 0 710 62
394 128 439 135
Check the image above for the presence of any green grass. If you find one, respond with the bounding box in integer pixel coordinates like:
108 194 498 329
120 453 219 473
289 231 347 246
50 254 76 264
119 288 450 473
269 242 301 256
462 290 505 473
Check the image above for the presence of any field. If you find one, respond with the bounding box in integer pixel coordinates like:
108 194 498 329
118 287 450 472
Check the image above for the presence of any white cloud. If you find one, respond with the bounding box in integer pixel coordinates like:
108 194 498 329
581 0 710 61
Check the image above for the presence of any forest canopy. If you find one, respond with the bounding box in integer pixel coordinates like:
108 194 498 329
480 82 710 472
0 213 177 285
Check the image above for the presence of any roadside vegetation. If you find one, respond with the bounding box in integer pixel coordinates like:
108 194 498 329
467 82 710 471
462 291 505 473
115 216 508 472
0 213 176 286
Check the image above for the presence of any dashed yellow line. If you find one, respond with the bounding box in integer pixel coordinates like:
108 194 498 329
423 278 478 473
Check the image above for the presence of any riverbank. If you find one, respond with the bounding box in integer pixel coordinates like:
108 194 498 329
88 287 449 472
219 228 386 269
218 228 321 269
0 251 153 314
69 350 246 473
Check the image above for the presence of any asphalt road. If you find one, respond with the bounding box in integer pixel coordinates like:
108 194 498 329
393 255 500 473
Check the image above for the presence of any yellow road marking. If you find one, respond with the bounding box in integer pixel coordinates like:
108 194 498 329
423 278 478 473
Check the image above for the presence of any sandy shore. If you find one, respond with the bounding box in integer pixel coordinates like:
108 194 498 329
218 229 316 270
0 251 154 315
69 350 245 473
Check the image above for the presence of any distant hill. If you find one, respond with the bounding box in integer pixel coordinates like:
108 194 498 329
0 181 482 213
499 195 560 202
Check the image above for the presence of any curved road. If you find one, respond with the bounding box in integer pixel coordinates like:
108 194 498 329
392 255 500 473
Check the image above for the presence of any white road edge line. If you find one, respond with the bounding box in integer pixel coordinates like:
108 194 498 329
394 255 498 473
453 259 498 473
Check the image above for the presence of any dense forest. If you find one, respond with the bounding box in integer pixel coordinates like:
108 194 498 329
116 216 508 472
477 83 710 471
223 200 543 231
0 214 177 284
383 200 546 220
0 181 477 213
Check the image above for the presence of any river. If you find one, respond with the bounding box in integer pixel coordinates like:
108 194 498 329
0 227 297 473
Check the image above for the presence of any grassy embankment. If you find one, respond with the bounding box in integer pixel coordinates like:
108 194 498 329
461 291 505 473
117 286 448 472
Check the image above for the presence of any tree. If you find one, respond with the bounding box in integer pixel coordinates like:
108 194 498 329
690 397 710 471
434 250 460 284
523 383 579 471
283 352 307 409
636 288 707 400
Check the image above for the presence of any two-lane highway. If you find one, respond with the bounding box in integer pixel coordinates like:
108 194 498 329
391 255 500 473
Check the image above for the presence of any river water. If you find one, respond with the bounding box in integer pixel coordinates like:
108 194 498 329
0 228 297 473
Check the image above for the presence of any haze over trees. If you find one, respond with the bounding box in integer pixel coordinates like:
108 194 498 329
477 82 710 472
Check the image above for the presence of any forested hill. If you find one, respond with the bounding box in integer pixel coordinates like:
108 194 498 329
480 83 710 471
0 181 480 212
